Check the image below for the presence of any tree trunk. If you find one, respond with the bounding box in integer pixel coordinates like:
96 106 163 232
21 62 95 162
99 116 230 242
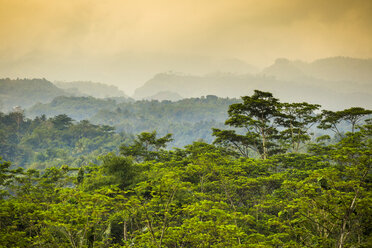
123 220 127 241
261 128 267 159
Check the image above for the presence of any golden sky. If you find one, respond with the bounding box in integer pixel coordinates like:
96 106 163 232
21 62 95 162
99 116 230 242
0 0 371 92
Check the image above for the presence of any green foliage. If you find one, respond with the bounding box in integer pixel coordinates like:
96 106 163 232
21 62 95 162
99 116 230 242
0 94 371 247
277 102 321 152
213 91 324 159
28 96 118 120
213 90 282 159
0 112 130 169
51 114 73 130
120 131 173 162
318 107 372 136
27 95 239 147
1 127 371 247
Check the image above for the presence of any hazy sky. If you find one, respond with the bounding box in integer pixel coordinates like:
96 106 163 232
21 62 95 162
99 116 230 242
1 0 371 94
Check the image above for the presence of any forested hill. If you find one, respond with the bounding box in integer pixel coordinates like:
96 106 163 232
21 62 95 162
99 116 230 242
54 81 129 99
0 78 69 111
263 57 372 84
26 95 239 147
0 78 130 112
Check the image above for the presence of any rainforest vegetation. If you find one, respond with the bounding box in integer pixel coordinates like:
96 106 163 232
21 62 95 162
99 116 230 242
0 90 371 247
26 95 239 148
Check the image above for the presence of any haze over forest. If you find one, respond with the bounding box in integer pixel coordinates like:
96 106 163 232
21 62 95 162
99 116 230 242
0 0 371 101
1 2 372 247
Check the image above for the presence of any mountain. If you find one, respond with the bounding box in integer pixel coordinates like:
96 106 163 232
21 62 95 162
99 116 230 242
54 81 128 98
0 78 69 112
262 57 372 94
261 58 310 82
133 57 372 110
133 72 258 100
0 78 132 113
144 91 183 101
300 57 372 84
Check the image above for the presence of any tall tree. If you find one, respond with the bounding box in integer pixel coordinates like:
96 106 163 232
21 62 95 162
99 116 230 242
276 102 321 152
318 107 372 136
51 114 73 130
213 90 281 159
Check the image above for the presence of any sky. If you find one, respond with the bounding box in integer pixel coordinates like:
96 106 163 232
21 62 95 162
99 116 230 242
0 0 372 94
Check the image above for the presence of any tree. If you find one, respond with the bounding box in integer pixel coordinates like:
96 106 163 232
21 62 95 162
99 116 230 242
0 157 23 199
318 107 371 136
339 107 372 133
51 114 73 130
276 102 321 152
213 90 282 159
120 131 173 162
101 153 136 189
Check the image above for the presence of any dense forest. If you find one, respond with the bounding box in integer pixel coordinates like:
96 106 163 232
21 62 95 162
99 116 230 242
0 112 131 169
0 95 238 168
1 90 371 247
1 0 371 246
27 95 238 148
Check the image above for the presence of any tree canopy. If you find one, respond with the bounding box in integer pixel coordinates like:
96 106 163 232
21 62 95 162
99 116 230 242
0 91 371 247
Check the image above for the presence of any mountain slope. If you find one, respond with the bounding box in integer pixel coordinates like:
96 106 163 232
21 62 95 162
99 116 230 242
144 91 183 101
0 78 69 111
54 81 128 98
262 57 372 93
133 57 372 110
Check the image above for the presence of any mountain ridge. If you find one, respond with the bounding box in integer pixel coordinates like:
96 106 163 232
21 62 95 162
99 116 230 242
133 56 372 110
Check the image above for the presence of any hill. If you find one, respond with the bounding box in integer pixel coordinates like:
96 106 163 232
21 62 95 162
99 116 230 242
133 57 372 110
0 78 69 112
144 91 183 101
0 78 132 113
133 71 371 110
262 57 372 94
298 57 372 84
54 81 128 98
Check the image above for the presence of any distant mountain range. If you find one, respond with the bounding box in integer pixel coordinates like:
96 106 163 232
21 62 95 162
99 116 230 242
0 78 129 112
262 57 372 93
133 57 372 110
1 57 371 112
